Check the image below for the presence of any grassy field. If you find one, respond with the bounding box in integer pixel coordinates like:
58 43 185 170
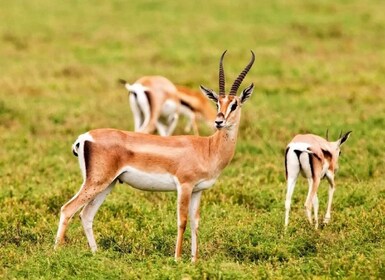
1 0 385 278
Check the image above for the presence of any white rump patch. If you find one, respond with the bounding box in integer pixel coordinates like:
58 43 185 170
287 142 311 152
125 83 149 93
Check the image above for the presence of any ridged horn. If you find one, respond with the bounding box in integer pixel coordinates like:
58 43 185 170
229 50 255 95
219 50 227 95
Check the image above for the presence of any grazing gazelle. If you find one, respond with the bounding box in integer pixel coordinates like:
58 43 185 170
120 76 216 136
55 51 255 262
175 85 217 134
284 131 352 229
119 76 181 136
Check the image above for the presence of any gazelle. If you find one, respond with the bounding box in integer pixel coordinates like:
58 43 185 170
175 85 217 134
284 131 352 229
119 76 181 136
55 51 255 262
120 76 216 136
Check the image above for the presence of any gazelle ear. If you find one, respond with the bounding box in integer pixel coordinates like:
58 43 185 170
200 85 218 103
338 131 352 146
240 83 254 104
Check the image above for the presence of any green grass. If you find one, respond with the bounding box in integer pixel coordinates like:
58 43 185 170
1 0 385 278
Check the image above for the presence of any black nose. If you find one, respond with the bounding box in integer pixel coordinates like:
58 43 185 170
215 120 223 126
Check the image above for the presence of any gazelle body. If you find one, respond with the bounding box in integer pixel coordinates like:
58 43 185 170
284 131 351 229
55 51 255 262
120 76 181 136
120 76 216 136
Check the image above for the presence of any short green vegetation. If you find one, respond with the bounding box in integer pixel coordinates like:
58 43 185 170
1 0 385 278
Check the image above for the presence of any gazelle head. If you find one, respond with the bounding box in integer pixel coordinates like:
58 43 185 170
327 131 352 171
200 51 255 129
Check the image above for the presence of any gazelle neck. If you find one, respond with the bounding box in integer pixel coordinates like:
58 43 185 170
209 114 241 171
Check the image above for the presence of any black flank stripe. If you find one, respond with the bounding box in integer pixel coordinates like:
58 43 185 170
181 100 196 112
83 140 91 174
284 147 289 179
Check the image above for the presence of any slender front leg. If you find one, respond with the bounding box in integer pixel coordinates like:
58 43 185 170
79 181 115 252
166 113 179 136
189 191 202 262
324 172 335 224
175 183 192 261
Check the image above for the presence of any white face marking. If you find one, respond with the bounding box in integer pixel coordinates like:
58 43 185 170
118 166 177 191
225 99 237 118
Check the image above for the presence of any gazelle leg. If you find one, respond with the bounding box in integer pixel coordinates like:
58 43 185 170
284 150 300 229
189 191 202 262
166 113 179 136
304 177 314 225
155 122 168 136
313 194 319 229
305 177 321 228
324 172 335 224
175 183 192 261
79 181 115 252
55 183 94 248
129 94 143 132
285 175 298 229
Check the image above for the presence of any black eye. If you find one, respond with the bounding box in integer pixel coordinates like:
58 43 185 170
230 102 238 111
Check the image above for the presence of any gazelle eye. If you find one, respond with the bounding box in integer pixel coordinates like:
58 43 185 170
230 102 238 111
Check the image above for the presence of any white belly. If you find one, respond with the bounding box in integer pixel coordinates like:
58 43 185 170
161 99 178 116
117 166 218 192
118 166 177 191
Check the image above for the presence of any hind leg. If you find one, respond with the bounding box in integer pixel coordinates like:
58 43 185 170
284 152 300 229
80 181 116 252
55 184 92 248
55 180 111 249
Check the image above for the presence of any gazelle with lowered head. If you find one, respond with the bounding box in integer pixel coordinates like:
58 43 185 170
119 75 181 136
55 51 255 262
284 131 352 229
119 76 216 136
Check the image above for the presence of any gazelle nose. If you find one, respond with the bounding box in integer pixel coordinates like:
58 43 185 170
215 120 223 125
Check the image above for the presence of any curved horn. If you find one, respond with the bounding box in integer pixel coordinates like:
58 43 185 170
229 50 255 95
219 50 227 95
325 129 329 141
